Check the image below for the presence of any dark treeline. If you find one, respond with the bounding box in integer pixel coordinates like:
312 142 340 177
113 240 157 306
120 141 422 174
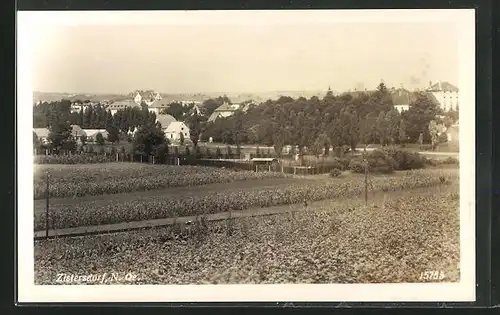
34 100 157 132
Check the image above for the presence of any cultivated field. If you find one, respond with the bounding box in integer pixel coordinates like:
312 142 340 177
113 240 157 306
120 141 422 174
33 166 457 231
33 162 289 199
34 181 459 284
33 160 460 284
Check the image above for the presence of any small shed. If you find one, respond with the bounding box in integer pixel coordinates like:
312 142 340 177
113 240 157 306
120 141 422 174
251 157 279 172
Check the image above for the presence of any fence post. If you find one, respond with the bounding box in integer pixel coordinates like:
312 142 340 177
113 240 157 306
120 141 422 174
45 170 50 238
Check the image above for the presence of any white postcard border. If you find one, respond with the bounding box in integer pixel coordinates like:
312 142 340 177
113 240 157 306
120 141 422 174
17 9 476 303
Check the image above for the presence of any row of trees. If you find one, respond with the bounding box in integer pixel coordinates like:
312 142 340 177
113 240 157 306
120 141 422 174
201 83 457 157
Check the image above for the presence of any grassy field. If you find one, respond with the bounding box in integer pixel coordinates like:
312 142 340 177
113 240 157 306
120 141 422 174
34 180 459 284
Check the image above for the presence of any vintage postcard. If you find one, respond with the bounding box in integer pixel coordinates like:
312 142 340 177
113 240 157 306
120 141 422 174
17 9 476 302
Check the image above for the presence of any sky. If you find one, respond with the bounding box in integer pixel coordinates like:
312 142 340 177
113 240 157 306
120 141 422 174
29 13 460 95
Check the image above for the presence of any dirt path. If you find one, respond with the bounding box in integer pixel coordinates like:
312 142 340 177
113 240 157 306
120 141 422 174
34 184 458 239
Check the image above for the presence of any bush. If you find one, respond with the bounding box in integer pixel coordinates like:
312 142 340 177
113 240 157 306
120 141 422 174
34 154 115 165
348 159 366 173
329 168 342 177
349 150 397 174
380 147 425 170
423 157 438 166
441 157 459 165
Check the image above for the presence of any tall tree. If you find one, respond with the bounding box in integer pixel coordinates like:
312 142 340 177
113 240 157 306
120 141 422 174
47 120 75 154
428 119 440 151
398 118 408 147
376 111 388 146
402 92 442 143
179 132 185 146
96 133 105 146
315 132 331 157
132 123 169 159
188 113 202 148
33 131 41 153
385 108 401 145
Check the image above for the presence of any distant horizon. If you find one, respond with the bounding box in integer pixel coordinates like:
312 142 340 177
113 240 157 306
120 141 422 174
32 81 453 98
27 11 459 95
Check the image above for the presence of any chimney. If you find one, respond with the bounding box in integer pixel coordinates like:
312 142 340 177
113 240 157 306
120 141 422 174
429 80 432 88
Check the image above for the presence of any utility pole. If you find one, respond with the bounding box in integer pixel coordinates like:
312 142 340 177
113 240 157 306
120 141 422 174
363 146 368 206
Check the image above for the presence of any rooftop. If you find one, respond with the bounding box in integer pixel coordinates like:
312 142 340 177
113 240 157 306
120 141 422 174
156 114 177 129
107 99 140 110
33 128 50 138
427 81 459 92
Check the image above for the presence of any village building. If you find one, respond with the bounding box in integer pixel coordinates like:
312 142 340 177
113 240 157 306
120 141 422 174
391 88 412 113
426 81 459 112
83 129 109 142
133 90 162 106
147 102 169 116
33 128 50 144
70 125 87 143
70 100 98 113
207 102 244 122
107 99 140 116
156 114 177 130
155 114 190 142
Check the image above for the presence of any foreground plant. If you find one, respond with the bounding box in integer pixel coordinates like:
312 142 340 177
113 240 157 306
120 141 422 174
34 188 459 284
34 169 457 230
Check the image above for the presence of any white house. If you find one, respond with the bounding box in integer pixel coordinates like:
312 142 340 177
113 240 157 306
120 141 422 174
133 90 162 106
147 102 169 116
156 114 177 129
83 129 109 142
164 122 190 142
391 88 412 113
426 81 459 112
207 102 243 122
70 125 87 143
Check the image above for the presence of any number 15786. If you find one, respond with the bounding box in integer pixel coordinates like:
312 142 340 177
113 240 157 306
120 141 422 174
419 271 445 281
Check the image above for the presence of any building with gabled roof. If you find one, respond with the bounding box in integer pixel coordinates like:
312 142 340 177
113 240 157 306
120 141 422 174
391 88 412 113
426 81 459 112
147 102 170 116
133 90 162 106
156 114 177 130
207 102 243 122
33 128 50 144
164 121 190 142
83 129 109 142
107 99 141 115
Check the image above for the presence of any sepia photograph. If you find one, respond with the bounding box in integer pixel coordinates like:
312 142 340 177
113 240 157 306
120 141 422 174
17 9 475 302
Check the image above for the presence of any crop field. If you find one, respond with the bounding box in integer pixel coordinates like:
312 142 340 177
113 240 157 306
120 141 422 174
33 163 289 199
34 181 459 284
33 168 457 231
